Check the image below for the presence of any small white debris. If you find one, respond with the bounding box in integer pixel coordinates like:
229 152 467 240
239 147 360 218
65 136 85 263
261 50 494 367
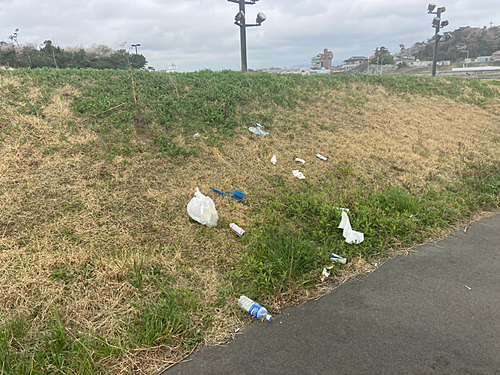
320 267 330 282
316 153 328 161
292 170 306 179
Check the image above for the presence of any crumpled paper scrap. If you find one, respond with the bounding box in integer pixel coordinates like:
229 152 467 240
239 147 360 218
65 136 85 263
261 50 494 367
338 210 364 244
271 155 277 165
292 170 306 179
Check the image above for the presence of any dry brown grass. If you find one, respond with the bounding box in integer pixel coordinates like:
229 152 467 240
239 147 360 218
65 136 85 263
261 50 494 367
1 77 499 373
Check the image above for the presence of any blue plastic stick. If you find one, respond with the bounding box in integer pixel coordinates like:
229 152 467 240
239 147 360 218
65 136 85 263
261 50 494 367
210 187 245 201
210 187 231 197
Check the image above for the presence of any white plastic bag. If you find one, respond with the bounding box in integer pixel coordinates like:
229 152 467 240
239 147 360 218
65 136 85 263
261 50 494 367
187 187 218 228
338 211 364 244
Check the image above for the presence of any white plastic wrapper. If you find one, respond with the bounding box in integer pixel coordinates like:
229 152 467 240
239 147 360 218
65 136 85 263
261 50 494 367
187 187 218 228
295 158 305 164
292 170 306 179
271 155 277 165
338 211 364 244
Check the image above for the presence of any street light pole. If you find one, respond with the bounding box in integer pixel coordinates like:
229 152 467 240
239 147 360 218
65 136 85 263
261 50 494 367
427 4 449 77
130 44 141 69
131 44 141 55
228 0 266 73
238 1 248 72
431 8 441 77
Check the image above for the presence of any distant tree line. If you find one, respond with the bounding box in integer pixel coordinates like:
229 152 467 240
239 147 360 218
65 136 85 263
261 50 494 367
0 31 147 69
404 26 500 62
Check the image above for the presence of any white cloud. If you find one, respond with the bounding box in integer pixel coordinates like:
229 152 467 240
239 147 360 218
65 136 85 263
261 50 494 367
0 0 499 71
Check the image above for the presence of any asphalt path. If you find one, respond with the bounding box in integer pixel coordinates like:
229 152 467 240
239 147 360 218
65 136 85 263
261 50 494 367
164 214 500 375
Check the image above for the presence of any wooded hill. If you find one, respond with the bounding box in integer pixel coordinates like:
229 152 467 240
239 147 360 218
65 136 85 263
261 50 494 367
406 26 500 61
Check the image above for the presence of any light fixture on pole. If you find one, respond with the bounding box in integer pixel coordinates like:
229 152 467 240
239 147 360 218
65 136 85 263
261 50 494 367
131 44 141 55
427 4 450 77
228 0 266 72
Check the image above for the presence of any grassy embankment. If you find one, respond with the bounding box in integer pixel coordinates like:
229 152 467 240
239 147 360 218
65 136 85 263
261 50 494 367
1 68 499 374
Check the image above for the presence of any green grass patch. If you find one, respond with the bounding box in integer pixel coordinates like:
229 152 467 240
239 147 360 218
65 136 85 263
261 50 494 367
233 160 500 303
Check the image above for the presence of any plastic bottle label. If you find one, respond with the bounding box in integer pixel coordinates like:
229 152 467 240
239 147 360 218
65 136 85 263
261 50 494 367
249 303 262 318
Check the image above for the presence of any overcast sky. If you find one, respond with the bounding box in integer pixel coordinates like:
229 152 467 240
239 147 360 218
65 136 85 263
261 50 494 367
0 0 498 72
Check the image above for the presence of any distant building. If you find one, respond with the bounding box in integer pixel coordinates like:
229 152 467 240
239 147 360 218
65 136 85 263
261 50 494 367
311 54 322 69
408 60 432 67
394 56 416 66
311 48 333 69
262 67 310 75
476 56 492 62
343 56 368 66
310 69 331 75
492 51 500 61
320 48 333 69
166 63 178 73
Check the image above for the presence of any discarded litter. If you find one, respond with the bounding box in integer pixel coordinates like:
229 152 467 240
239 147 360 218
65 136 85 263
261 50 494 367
248 123 268 136
193 133 200 138
209 187 245 201
238 295 272 321
330 252 347 264
235 328 240 333
292 170 306 179
229 223 245 237
320 267 330 282
465 285 472 290
271 155 277 165
187 187 218 228
338 210 364 244
295 158 306 164
316 153 328 161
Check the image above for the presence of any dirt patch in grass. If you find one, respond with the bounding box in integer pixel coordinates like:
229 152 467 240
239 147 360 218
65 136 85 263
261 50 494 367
1 78 499 373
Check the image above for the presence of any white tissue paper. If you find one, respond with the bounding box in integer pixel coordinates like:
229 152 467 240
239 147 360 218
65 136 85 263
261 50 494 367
295 158 306 164
271 155 277 165
292 170 306 179
338 211 364 244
